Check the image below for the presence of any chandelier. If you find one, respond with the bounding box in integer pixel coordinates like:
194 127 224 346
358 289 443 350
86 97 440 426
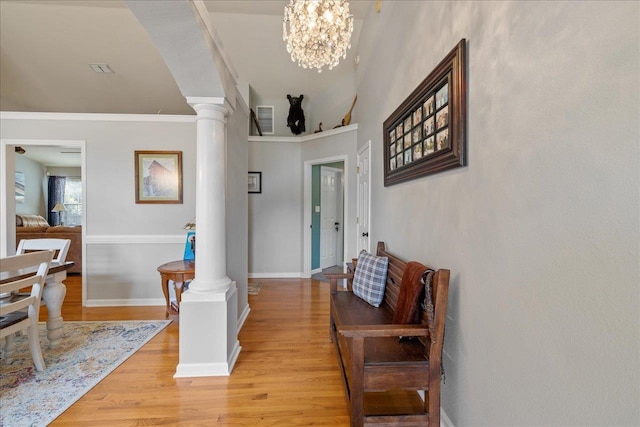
283 0 354 72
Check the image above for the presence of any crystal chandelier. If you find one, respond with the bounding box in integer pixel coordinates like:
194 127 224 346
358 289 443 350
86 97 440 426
283 0 354 72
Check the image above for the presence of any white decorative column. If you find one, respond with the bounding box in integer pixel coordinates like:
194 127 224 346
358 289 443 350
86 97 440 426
175 97 240 378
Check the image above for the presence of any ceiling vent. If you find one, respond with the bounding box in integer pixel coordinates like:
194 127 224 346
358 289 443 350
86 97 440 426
89 63 114 74
256 106 274 135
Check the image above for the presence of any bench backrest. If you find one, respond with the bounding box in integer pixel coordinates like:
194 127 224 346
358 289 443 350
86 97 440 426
376 242 450 358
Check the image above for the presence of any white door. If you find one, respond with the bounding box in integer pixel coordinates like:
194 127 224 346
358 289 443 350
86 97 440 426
320 167 339 268
357 142 371 253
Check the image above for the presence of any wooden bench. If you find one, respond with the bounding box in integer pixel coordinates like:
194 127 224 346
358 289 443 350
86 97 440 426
325 242 450 427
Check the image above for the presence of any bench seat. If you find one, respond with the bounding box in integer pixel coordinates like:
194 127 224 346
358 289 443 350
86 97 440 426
326 241 450 427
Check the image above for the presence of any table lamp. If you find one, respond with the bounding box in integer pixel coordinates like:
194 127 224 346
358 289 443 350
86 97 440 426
51 203 66 226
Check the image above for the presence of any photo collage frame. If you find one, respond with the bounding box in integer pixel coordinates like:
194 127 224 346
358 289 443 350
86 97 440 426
383 39 467 186
387 81 450 173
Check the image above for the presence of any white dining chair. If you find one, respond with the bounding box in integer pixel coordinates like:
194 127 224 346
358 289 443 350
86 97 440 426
17 238 71 265
0 250 53 371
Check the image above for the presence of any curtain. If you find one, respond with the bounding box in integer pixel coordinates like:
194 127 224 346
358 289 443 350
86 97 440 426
47 176 66 226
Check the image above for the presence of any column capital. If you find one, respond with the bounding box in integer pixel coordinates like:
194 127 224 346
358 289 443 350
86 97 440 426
186 97 234 117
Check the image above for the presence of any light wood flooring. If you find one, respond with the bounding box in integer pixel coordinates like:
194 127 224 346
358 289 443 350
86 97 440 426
40 275 351 426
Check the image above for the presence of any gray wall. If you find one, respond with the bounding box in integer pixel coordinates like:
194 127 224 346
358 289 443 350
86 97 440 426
247 127 357 278
356 1 639 426
14 154 46 217
226 103 250 317
248 139 303 276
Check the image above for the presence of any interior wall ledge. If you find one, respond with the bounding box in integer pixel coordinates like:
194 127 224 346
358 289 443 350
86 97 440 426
248 123 358 143
86 234 185 244
0 111 197 123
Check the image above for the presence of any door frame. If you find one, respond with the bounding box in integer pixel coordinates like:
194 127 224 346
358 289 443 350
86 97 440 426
1 138 87 304
319 166 343 269
356 141 371 253
303 155 348 278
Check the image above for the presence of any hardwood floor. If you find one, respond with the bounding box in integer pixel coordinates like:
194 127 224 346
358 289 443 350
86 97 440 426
44 276 350 426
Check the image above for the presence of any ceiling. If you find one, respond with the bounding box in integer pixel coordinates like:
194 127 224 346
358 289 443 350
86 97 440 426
1 0 372 166
14 145 82 168
0 0 371 114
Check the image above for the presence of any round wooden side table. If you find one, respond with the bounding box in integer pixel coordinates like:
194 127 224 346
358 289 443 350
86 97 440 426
157 259 195 315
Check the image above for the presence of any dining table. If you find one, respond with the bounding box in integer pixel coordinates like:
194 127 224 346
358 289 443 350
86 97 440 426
0 260 75 349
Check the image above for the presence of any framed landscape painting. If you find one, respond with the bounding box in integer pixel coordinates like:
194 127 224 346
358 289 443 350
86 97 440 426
135 151 183 204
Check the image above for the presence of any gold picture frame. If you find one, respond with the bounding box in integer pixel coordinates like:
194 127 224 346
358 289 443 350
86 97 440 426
134 151 183 204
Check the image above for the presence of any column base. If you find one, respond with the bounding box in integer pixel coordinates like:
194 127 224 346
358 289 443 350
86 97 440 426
174 283 240 377
188 275 232 293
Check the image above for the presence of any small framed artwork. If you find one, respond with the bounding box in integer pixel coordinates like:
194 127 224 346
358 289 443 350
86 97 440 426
15 171 25 204
135 151 182 204
248 171 262 194
383 39 467 186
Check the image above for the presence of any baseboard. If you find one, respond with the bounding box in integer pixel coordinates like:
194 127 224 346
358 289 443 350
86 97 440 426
174 341 241 378
247 272 302 279
441 407 454 427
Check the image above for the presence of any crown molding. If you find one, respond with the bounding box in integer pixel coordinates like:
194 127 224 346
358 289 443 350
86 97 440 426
0 111 196 123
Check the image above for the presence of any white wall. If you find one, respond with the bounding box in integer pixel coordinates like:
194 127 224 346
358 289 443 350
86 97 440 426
1 107 249 321
248 138 302 276
14 154 46 217
226 100 250 320
356 1 639 426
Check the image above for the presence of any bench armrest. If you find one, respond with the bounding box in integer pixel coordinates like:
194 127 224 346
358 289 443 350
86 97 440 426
338 324 428 339
325 272 354 294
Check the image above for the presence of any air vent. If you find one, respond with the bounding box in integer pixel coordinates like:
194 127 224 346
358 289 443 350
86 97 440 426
89 63 114 74
256 106 274 135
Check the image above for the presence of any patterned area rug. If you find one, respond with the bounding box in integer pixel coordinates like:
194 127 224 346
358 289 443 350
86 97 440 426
0 320 171 427
248 282 263 295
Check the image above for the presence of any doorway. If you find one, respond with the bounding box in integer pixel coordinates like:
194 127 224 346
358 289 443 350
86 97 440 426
303 155 348 278
1 139 87 303
319 166 343 269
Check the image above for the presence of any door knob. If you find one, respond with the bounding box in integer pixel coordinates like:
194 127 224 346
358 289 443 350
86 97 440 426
362 232 369 237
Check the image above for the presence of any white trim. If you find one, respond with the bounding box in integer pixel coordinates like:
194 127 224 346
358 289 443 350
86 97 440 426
248 123 357 143
302 123 358 142
441 408 455 427
247 272 302 279
303 154 349 278
357 141 372 253
237 304 250 331
0 111 196 123
311 267 323 275
0 138 88 305
255 105 275 135
174 341 241 378
85 298 166 307
85 234 185 244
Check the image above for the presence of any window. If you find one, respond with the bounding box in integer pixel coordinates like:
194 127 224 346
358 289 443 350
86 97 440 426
63 177 82 226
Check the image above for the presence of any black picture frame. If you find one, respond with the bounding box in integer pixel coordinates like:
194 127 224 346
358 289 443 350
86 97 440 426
383 39 467 186
248 171 262 194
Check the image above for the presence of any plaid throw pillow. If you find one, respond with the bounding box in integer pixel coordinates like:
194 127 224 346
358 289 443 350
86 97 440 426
352 250 389 307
